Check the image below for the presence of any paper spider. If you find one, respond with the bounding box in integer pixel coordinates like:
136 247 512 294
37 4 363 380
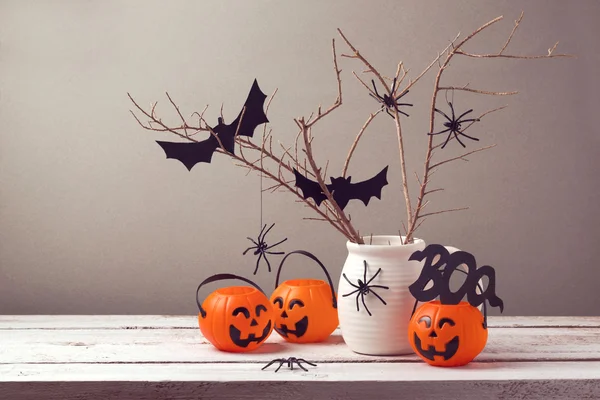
261 357 317 372
370 78 413 118
243 223 287 275
342 260 389 316
428 101 481 149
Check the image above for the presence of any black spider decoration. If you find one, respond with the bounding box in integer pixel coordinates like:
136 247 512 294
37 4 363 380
370 78 413 118
243 223 287 275
428 101 481 149
342 260 389 316
261 357 317 372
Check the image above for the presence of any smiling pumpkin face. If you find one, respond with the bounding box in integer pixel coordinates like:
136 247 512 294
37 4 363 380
408 301 487 367
199 286 274 352
271 279 338 343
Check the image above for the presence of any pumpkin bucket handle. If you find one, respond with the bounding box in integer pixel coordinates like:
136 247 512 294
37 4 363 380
196 273 266 318
275 250 337 309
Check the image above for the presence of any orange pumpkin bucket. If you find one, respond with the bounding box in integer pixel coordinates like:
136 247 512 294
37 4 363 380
196 273 274 352
271 250 339 343
406 244 504 367
408 301 487 367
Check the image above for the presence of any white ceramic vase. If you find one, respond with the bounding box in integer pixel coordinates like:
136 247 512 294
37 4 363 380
337 235 428 355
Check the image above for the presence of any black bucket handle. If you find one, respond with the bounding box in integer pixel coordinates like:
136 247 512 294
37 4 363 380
196 273 266 318
275 250 337 309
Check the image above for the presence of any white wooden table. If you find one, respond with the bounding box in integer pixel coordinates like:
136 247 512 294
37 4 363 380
1 316 599 399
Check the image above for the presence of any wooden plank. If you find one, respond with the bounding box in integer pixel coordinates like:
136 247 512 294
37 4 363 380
3 360 600 381
2 327 599 364
3 380 599 400
490 316 600 328
2 362 600 400
0 315 198 330
2 315 599 330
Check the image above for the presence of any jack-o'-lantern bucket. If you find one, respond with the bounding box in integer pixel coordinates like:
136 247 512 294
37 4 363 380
196 273 275 352
406 243 504 367
271 250 339 343
408 301 487 367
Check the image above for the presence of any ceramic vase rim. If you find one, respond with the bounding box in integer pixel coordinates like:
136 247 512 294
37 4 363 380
346 235 425 249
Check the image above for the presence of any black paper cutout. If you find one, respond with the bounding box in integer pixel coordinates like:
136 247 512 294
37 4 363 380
370 78 413 119
427 101 480 149
243 223 287 275
293 166 389 210
342 260 389 316
408 244 504 327
262 357 317 372
156 79 269 170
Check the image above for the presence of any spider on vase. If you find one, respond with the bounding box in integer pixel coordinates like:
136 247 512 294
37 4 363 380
428 101 481 149
261 357 317 372
243 223 287 275
342 260 389 316
369 78 413 119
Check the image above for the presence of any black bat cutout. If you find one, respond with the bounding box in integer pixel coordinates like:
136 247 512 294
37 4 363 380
408 244 504 327
156 79 269 171
293 166 389 210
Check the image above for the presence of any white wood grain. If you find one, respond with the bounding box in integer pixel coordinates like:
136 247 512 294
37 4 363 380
2 362 600 400
2 315 599 329
3 361 600 382
0 315 198 329
1 326 599 364
1 316 599 400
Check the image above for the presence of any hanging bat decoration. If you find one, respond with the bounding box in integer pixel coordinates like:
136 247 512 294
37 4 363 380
293 166 388 210
156 79 270 171
408 244 504 327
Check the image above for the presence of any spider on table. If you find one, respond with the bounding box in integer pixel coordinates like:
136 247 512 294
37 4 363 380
369 77 413 119
428 101 481 149
342 260 389 316
261 357 317 372
243 223 287 275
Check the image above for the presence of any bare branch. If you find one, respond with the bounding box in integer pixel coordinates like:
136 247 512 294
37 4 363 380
430 144 497 170
337 28 388 91
305 39 343 128
499 11 524 55
424 188 444 196
342 111 381 177
165 92 189 136
419 207 469 219
455 49 574 59
438 86 518 96
339 27 414 231
405 16 505 243
414 171 422 186
402 32 461 94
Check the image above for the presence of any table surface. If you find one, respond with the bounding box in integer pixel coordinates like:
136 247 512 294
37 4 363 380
1 315 600 400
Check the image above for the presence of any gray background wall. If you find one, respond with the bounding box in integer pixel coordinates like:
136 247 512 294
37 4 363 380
1 0 598 316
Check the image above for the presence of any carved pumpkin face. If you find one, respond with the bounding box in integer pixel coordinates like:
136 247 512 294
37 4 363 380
271 279 338 343
408 301 487 367
198 286 274 352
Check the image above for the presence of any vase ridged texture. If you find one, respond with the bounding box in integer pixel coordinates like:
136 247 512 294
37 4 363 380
337 236 426 355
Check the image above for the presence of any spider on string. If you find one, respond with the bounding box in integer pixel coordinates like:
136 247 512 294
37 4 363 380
429 100 481 149
369 77 413 119
243 223 287 275
262 357 317 372
342 260 389 316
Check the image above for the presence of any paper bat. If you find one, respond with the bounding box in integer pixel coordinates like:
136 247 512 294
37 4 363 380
156 79 269 171
293 166 389 210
